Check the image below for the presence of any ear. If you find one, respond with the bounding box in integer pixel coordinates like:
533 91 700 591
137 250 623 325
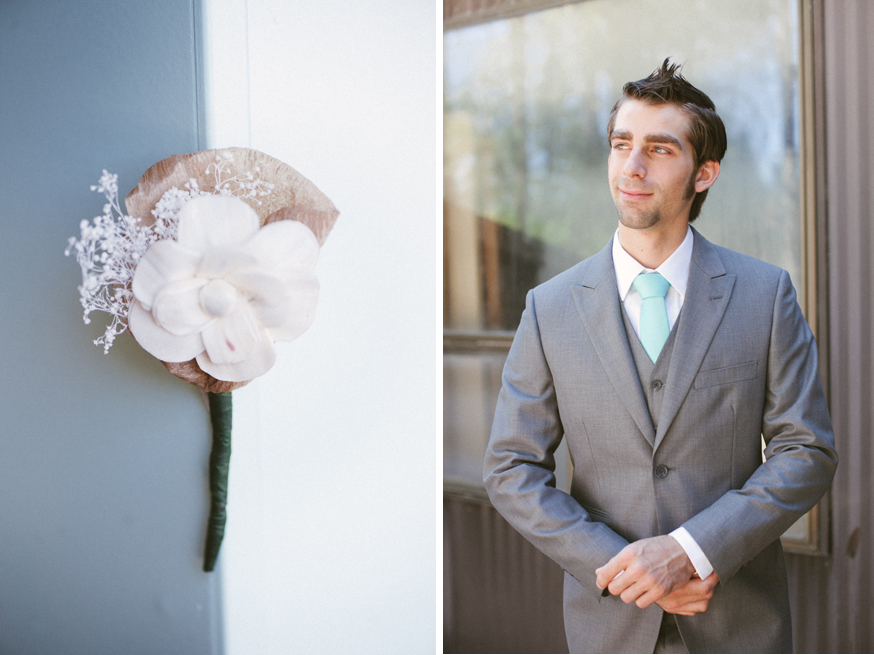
694 160 720 192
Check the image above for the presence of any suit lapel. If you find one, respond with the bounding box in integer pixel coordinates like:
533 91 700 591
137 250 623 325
654 229 736 451
571 238 656 447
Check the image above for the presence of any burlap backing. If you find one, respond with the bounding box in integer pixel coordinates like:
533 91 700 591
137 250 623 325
125 148 339 390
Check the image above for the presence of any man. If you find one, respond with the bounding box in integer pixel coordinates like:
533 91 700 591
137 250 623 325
483 60 837 654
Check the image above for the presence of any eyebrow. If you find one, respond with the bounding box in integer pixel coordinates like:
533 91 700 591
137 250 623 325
611 130 684 150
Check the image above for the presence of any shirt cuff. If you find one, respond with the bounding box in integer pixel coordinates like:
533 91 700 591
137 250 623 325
669 527 714 580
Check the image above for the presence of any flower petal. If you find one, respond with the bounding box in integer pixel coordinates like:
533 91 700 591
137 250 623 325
243 220 320 277
177 195 260 254
266 270 319 342
200 304 261 365
197 329 277 382
151 278 213 336
224 270 291 328
132 239 200 311
197 247 260 279
128 300 205 362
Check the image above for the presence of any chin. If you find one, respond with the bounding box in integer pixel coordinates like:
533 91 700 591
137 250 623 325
617 209 661 230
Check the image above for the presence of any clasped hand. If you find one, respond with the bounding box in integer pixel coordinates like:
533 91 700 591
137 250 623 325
595 535 718 615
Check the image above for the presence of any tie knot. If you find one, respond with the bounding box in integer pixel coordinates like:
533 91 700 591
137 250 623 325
633 272 670 300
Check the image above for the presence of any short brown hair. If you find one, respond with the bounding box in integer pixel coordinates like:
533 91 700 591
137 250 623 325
607 59 727 222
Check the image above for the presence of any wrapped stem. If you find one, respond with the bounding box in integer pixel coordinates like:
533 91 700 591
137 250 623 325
203 391 232 572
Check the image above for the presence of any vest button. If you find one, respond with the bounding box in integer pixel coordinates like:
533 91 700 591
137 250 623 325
655 464 668 478
652 379 663 391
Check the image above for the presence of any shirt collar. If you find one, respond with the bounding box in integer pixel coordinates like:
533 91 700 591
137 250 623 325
612 226 694 301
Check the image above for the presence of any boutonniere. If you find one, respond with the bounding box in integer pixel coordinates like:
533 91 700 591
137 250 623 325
66 148 339 570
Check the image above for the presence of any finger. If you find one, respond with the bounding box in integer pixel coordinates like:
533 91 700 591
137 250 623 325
633 588 660 609
659 582 713 608
627 565 687 607
681 577 716 599
609 569 645 598
665 578 706 598
596 550 632 589
594 566 609 589
617 574 658 605
658 594 711 615
617 565 680 603
596 553 633 589
631 577 677 609
668 599 710 614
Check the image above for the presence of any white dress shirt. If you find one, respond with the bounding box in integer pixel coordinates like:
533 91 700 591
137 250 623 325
611 226 714 580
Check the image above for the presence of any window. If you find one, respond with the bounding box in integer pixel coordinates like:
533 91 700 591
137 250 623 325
444 0 825 553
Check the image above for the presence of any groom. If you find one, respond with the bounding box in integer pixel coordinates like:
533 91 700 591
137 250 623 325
483 60 837 653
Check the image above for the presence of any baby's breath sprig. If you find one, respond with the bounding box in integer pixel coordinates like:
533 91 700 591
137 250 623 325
65 170 170 353
65 157 273 354
206 151 275 205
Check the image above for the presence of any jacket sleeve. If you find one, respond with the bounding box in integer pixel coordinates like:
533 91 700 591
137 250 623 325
680 269 838 583
484 289 629 596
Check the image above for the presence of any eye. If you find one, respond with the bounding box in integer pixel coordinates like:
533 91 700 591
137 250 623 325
612 142 630 150
653 146 671 154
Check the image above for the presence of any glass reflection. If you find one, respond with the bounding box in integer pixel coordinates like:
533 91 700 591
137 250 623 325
443 353 506 487
444 0 801 333
444 351 571 490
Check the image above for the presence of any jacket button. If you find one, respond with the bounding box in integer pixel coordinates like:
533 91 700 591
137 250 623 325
655 464 668 478
652 379 663 391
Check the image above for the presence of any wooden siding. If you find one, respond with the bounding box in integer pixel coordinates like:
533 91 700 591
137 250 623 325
786 0 874 652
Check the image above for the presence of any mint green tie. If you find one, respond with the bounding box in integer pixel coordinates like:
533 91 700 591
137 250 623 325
633 272 671 363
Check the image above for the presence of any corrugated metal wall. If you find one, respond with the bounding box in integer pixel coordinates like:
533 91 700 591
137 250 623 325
786 1 874 652
443 495 568 654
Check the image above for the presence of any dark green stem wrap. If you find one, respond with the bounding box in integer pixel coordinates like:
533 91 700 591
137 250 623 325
203 391 233 572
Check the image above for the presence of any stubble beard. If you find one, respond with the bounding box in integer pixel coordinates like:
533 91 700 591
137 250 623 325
614 173 697 230
616 204 662 230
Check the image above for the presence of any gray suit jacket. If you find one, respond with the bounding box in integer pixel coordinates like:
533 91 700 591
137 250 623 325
484 229 837 654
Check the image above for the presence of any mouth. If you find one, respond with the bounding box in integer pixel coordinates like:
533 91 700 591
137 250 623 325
618 189 653 201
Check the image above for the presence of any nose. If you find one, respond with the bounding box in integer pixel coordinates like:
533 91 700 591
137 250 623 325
622 148 646 178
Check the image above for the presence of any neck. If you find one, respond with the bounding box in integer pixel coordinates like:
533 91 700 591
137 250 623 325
617 221 689 269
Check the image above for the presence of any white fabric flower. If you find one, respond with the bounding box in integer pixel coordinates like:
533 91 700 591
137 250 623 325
128 195 319 382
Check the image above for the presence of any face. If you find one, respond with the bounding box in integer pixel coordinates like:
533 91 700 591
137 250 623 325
608 99 711 233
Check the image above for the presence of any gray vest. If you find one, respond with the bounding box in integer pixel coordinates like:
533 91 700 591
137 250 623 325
621 306 678 433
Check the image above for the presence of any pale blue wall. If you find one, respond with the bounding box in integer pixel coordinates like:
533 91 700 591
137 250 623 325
0 2 222 653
